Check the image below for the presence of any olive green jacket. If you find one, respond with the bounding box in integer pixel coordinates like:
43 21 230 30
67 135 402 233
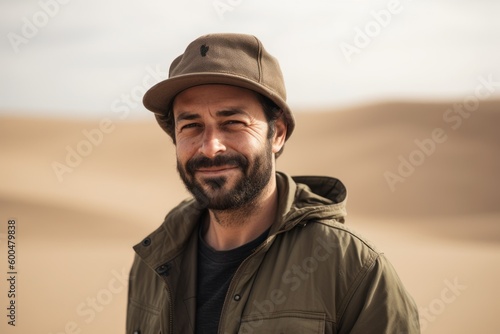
127 172 420 333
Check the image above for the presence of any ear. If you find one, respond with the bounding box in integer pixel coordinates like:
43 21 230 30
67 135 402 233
271 114 287 154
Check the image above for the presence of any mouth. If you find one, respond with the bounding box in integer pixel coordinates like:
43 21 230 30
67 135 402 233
195 165 239 176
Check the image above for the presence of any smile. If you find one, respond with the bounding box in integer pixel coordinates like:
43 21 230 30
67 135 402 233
195 166 239 176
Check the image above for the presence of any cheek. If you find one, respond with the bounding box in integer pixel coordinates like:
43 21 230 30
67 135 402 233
175 146 192 168
233 142 266 164
232 127 268 148
176 137 199 158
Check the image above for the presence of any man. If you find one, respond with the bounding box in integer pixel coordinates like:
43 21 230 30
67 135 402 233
127 33 420 334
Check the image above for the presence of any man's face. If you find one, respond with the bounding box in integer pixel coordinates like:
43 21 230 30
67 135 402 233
173 84 283 210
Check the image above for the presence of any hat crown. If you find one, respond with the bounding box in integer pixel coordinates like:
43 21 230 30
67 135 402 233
169 33 286 100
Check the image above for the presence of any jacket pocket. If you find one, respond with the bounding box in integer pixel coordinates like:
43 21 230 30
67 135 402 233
238 311 325 334
126 299 162 334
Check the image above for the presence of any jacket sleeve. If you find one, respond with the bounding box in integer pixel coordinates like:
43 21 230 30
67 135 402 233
338 254 420 334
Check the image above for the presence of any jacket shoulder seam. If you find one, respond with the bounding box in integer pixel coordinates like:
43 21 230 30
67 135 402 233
312 219 381 254
308 220 383 324
337 250 379 323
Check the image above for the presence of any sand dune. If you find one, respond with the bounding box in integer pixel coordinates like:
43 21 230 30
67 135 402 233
1 100 499 333
282 100 500 218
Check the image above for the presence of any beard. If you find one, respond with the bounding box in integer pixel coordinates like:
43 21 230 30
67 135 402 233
176 142 273 211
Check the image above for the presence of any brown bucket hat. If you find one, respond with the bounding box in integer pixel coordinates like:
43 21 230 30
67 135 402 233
143 33 295 140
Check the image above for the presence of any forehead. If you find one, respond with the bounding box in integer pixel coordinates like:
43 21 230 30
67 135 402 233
172 84 262 114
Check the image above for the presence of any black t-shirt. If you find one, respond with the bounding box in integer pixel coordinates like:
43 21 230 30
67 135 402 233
195 225 269 334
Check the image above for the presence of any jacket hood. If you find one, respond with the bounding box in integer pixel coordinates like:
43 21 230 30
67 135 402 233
273 172 347 234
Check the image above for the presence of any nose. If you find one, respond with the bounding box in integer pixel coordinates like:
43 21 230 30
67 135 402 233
198 127 226 158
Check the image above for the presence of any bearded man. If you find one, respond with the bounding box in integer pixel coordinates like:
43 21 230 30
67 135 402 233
127 33 420 334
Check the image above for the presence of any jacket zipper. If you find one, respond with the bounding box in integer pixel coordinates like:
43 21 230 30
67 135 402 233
216 240 268 334
216 217 306 333
162 277 174 333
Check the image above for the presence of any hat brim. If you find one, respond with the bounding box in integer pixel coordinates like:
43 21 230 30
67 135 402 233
143 72 295 139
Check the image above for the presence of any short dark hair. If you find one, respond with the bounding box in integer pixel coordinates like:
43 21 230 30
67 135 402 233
162 91 286 158
255 93 285 158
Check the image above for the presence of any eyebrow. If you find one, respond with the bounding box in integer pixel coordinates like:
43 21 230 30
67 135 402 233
216 108 249 118
175 108 249 123
175 112 200 123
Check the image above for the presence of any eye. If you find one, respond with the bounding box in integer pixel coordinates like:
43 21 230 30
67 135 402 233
179 122 203 133
182 123 200 129
222 120 245 127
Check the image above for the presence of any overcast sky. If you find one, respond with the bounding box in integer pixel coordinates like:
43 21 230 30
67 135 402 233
1 0 499 119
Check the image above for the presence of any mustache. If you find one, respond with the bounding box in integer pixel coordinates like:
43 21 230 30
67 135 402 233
186 154 248 174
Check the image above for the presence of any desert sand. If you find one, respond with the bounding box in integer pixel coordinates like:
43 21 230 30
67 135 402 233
1 100 499 333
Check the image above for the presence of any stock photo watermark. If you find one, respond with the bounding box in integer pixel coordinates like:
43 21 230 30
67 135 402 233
48 267 129 334
419 277 467 332
4 219 18 327
213 0 244 20
384 74 500 192
7 0 73 54
51 65 166 183
339 0 407 63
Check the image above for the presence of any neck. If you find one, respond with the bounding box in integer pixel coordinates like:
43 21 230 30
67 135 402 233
203 176 278 251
